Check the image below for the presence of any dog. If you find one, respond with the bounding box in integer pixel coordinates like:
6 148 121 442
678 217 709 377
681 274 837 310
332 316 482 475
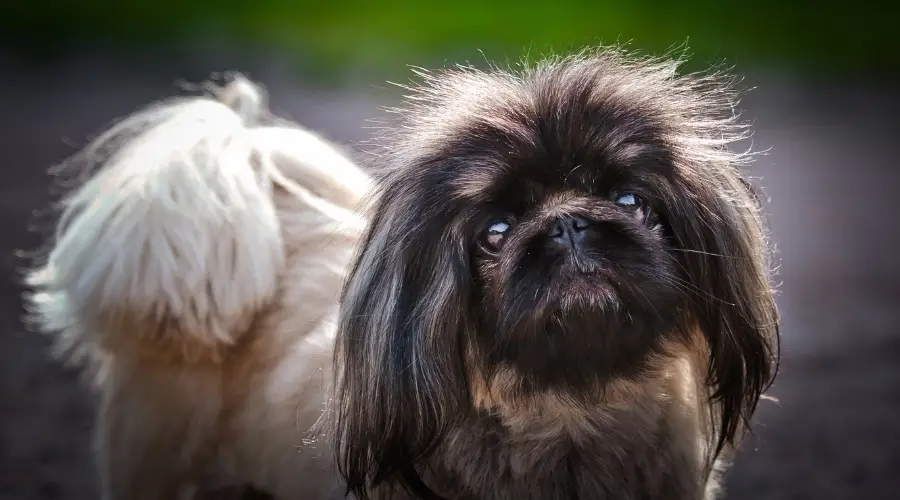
330 49 779 499
25 48 779 500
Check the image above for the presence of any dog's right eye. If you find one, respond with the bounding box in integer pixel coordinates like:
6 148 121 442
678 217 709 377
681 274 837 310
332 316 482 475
480 220 512 254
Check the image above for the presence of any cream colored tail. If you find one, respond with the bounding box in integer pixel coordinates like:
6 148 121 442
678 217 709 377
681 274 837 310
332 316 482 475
25 74 371 365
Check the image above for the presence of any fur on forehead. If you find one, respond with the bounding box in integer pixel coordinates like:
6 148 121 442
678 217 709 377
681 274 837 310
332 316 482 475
381 48 753 203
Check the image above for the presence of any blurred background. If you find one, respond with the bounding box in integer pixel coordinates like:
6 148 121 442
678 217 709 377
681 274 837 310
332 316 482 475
1 2 898 499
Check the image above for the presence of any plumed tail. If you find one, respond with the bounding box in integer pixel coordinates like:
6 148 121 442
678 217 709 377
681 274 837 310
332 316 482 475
24 74 368 366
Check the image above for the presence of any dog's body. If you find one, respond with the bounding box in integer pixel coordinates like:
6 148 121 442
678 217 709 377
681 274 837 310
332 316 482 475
26 77 365 499
26 50 779 500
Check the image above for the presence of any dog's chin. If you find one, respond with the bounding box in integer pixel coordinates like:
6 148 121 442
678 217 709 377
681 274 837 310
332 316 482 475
553 271 621 312
485 274 677 392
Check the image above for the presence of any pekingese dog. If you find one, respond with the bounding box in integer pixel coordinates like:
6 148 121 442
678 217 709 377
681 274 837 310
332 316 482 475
333 48 779 500
25 49 779 500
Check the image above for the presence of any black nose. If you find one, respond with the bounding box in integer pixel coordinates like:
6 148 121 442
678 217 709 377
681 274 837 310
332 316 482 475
547 216 592 251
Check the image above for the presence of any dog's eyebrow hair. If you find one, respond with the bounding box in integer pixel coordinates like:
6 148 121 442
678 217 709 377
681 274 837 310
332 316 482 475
563 163 585 184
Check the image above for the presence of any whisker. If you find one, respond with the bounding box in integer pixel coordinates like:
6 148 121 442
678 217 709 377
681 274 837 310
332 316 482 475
659 274 736 306
670 248 738 259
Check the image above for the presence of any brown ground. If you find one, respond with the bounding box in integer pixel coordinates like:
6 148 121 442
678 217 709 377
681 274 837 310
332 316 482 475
1 46 898 500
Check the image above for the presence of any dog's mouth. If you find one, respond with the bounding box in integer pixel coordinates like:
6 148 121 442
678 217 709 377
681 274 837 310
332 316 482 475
551 269 622 313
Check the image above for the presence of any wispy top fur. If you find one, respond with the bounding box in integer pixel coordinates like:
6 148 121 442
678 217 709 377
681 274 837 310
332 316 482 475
383 48 755 175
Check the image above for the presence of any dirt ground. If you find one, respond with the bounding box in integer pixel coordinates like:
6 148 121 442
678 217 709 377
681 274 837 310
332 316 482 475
1 46 898 500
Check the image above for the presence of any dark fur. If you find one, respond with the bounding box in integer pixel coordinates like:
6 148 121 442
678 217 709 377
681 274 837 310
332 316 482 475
331 49 780 499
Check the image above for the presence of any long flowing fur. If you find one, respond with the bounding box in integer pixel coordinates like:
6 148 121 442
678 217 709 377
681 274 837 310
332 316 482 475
24 75 370 499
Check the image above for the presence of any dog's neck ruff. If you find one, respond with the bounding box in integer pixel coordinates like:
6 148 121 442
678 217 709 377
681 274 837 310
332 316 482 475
407 357 714 500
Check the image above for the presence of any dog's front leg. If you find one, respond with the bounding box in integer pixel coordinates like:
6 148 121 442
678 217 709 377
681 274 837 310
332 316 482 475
95 360 223 500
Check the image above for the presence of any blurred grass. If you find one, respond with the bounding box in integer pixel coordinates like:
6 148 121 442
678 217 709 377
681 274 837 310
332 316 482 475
4 1 897 79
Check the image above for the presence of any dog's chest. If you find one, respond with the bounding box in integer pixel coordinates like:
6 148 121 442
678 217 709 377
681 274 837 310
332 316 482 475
427 411 705 500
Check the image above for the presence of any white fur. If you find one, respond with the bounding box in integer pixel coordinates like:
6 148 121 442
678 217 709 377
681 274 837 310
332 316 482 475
25 75 370 499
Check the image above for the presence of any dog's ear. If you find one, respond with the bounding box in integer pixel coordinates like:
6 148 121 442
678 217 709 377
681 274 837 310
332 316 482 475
665 165 780 456
332 176 470 499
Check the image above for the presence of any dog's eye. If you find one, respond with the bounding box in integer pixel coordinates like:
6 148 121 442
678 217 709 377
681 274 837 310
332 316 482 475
615 193 642 207
615 193 658 226
481 220 512 254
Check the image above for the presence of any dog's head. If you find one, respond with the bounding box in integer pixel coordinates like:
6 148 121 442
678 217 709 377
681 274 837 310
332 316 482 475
331 49 779 498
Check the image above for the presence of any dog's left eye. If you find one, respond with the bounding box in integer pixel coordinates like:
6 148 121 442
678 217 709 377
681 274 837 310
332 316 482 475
615 193 658 226
615 193 642 207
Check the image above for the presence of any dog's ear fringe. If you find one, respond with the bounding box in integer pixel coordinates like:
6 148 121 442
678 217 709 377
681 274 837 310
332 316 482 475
331 196 470 499
669 163 780 461
21 73 371 367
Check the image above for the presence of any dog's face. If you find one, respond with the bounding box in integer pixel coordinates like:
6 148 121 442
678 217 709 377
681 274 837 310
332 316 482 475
332 51 779 497
463 129 684 389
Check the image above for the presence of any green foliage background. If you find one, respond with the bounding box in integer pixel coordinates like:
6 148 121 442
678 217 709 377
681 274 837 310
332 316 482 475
5 1 896 79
